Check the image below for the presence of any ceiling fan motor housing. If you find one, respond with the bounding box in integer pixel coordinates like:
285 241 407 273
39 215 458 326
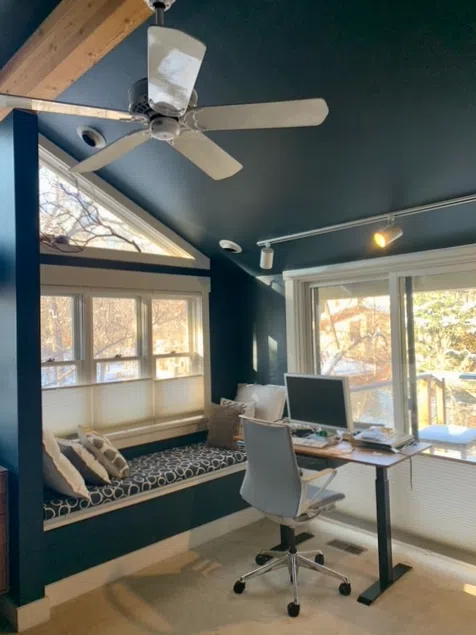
150 117 181 141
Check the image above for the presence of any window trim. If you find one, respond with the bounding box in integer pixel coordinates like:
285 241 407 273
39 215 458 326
39 136 210 269
41 265 211 441
285 242 476 455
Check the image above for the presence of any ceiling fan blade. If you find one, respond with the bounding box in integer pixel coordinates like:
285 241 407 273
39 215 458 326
148 26 206 117
0 92 146 122
71 130 151 174
183 98 329 131
169 131 242 180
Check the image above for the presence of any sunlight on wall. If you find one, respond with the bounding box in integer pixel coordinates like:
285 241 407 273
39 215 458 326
253 331 258 372
463 583 476 596
268 335 278 383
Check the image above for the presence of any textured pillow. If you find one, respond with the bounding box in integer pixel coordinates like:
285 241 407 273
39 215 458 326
43 430 90 500
58 440 111 486
220 397 256 418
207 400 247 450
235 384 286 422
78 428 129 479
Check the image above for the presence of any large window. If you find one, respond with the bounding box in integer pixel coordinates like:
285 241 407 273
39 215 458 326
41 288 205 437
286 244 476 462
313 281 394 425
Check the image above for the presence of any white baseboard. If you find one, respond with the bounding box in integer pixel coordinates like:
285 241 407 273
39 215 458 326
0 595 51 633
46 506 262 608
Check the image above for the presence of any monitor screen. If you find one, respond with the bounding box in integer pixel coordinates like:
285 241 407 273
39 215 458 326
285 374 352 432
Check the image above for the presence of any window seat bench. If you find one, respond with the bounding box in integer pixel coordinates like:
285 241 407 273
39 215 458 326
44 442 247 528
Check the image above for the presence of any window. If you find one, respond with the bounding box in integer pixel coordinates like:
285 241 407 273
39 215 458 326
286 243 476 462
152 298 202 379
41 295 80 388
41 285 206 437
93 297 140 382
38 139 209 267
313 281 394 426
404 271 476 460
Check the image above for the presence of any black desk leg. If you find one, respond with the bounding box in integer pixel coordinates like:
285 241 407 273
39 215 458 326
357 466 412 606
258 525 314 564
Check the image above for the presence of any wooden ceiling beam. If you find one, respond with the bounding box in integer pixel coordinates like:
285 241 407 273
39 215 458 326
0 0 152 121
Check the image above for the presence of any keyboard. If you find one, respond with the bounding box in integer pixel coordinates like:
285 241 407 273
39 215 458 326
292 436 329 449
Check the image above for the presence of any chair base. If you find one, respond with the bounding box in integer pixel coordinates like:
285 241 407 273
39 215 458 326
233 546 351 617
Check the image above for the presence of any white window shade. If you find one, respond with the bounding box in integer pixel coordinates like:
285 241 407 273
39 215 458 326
154 375 204 419
42 386 91 436
43 375 205 435
92 380 154 430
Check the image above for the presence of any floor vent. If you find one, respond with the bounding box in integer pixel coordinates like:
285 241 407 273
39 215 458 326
327 538 367 555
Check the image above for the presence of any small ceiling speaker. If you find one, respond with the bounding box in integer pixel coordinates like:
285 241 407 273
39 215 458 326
219 239 242 254
373 224 403 248
260 246 274 270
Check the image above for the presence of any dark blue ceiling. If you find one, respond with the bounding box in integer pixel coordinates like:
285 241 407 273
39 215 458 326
3 0 476 274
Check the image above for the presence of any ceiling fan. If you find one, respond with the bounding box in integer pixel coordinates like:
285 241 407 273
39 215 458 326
0 0 329 180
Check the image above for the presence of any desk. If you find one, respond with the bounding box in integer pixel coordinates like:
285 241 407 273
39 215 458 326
240 437 430 606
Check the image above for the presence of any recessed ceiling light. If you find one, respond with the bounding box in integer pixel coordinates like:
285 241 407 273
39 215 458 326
77 126 106 149
219 239 242 254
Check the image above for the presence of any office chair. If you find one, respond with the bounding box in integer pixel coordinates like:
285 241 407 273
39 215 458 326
233 417 351 617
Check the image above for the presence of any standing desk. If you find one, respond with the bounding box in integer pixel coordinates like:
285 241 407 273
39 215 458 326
262 440 431 605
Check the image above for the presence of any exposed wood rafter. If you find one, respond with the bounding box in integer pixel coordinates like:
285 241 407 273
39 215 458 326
0 0 152 121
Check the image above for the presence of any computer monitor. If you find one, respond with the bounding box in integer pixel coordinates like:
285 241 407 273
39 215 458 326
285 373 353 433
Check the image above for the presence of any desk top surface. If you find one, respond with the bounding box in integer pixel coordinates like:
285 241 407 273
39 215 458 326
236 434 431 468
290 440 431 467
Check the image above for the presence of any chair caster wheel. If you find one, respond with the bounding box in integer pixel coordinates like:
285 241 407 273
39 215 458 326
314 553 325 565
233 580 245 594
255 553 268 566
287 602 300 617
339 582 351 596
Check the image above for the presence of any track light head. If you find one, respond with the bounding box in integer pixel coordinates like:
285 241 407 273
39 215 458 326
260 245 274 270
373 223 403 248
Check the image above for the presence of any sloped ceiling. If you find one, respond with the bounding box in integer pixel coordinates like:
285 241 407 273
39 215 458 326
3 0 476 274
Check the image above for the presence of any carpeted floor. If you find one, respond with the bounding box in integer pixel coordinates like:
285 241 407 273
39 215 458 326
16 518 476 634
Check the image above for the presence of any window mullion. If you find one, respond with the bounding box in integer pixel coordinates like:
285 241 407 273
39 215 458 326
389 274 408 434
83 295 94 385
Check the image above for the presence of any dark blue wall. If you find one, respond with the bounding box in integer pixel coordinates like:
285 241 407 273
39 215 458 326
0 112 44 606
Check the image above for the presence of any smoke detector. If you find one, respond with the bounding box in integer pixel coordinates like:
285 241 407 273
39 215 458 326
77 126 106 149
219 239 242 254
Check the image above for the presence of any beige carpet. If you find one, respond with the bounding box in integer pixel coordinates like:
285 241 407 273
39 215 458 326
20 518 476 634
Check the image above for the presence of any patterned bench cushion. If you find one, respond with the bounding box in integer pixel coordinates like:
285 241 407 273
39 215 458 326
44 442 247 522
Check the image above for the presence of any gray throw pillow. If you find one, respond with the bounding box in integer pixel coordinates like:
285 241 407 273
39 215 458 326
207 400 247 450
78 428 129 479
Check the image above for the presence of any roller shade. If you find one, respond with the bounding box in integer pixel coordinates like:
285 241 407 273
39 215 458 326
42 375 204 435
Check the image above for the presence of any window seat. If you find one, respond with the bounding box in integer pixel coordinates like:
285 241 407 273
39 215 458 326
44 442 247 525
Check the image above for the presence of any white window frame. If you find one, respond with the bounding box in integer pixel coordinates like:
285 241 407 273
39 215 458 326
39 135 210 270
40 292 83 387
41 265 211 446
284 242 476 436
150 294 204 380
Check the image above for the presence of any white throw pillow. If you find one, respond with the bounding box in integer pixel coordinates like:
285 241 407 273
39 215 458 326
235 384 286 422
43 430 90 500
78 427 129 479
58 440 111 486
220 397 256 418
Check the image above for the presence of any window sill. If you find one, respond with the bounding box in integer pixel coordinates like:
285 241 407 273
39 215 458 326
420 448 476 466
106 415 208 450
